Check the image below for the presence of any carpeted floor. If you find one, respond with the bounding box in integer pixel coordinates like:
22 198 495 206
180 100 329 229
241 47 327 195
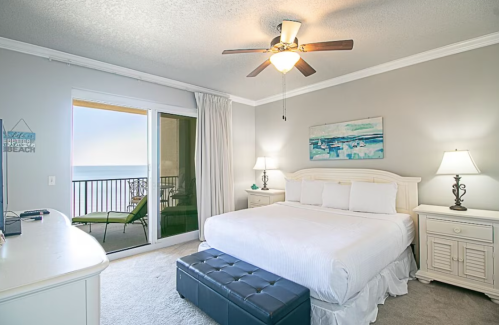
101 240 499 325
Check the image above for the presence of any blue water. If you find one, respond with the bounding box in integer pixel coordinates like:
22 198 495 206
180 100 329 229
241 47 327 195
72 165 147 181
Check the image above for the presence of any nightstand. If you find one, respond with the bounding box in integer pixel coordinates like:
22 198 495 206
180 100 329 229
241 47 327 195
245 189 285 208
414 204 499 304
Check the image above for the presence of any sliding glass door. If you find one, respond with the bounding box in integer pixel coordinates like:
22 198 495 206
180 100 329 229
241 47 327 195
157 113 198 239
71 90 199 257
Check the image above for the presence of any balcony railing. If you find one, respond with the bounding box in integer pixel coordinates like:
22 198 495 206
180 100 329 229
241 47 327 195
72 176 178 217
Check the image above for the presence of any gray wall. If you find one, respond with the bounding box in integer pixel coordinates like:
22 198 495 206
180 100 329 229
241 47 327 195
233 102 256 210
255 44 499 211
0 48 254 216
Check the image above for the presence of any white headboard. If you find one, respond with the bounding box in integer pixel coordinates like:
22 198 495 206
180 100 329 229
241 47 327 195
285 168 422 261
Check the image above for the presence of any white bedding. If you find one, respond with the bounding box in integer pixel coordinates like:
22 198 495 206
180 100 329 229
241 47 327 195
204 201 414 305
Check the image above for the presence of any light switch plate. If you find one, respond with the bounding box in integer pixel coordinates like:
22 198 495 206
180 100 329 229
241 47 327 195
49 176 56 186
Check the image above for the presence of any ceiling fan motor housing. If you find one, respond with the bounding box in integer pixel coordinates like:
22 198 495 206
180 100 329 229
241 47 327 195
271 36 299 51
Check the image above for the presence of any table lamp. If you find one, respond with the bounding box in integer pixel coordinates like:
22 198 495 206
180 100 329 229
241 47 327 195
253 157 277 190
436 149 480 211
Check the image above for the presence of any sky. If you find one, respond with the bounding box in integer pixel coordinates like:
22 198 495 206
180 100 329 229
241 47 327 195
72 106 147 166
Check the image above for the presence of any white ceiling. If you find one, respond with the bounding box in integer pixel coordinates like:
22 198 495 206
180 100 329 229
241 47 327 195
0 0 498 101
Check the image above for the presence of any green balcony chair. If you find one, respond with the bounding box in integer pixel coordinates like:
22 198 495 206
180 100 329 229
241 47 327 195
72 196 148 243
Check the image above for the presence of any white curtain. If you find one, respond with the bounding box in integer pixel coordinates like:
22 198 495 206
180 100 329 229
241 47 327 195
195 92 235 241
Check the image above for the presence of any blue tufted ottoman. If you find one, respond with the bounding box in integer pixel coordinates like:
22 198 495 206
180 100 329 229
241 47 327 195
177 248 311 325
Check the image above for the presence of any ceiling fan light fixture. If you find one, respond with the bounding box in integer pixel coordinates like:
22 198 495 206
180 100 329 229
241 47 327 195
270 51 300 73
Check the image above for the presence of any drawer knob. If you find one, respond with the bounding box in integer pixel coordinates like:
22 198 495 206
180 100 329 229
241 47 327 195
459 258 464 262
452 257 458 261
453 227 461 234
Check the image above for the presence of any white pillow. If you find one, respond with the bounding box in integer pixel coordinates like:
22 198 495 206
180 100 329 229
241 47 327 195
322 183 351 210
300 180 331 206
285 179 302 202
349 181 398 214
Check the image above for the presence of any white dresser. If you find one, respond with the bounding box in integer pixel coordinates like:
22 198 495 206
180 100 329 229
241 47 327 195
415 205 499 304
245 189 285 208
0 210 109 324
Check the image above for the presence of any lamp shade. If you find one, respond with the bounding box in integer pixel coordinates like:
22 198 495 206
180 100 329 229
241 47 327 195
270 52 300 74
253 157 277 170
436 150 480 175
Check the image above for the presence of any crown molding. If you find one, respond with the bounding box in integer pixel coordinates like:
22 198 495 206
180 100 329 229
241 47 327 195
229 95 256 106
0 36 257 106
255 31 499 106
2 31 498 108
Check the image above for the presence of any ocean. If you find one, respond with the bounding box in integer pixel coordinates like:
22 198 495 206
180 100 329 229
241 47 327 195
72 165 148 181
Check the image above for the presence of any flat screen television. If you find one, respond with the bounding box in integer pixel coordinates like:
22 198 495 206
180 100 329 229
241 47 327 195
0 119 5 233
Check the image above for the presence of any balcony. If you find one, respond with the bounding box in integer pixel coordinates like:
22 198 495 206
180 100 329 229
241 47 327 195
72 175 198 252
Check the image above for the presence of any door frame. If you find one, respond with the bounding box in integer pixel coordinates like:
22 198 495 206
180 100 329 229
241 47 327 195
71 88 198 261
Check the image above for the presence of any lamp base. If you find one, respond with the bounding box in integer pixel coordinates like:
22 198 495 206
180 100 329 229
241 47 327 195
261 170 269 191
450 205 467 211
450 175 468 212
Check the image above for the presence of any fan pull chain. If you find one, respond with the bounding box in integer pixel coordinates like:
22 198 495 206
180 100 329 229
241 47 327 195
282 73 287 121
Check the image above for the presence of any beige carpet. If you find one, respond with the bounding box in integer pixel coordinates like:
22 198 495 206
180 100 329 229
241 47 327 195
101 240 499 325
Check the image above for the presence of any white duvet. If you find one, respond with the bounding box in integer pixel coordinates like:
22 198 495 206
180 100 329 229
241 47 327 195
204 201 414 305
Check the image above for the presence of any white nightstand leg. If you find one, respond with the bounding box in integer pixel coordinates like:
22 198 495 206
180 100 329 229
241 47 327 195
486 294 499 304
417 276 432 284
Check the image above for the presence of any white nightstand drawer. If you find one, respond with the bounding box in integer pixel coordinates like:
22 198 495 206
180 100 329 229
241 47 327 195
427 218 493 243
248 195 270 206
249 203 265 209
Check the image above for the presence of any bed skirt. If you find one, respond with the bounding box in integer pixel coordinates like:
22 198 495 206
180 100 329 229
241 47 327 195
198 243 417 325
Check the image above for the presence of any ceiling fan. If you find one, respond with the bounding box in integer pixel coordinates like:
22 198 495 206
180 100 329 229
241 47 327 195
222 20 354 77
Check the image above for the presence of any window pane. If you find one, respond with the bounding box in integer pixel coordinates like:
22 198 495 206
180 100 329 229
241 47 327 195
72 104 149 253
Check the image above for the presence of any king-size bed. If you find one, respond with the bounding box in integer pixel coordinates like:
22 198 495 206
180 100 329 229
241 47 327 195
200 168 421 325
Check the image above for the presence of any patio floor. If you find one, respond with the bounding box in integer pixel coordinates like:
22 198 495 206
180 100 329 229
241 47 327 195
75 209 198 253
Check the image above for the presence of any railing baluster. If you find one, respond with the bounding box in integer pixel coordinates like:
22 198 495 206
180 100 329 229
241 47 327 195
84 181 88 215
120 179 122 211
91 181 94 214
100 181 103 212
78 182 82 216
73 182 76 217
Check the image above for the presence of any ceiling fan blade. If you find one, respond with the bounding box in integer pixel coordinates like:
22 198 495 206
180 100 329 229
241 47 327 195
222 49 269 54
247 59 272 77
280 20 301 44
295 58 316 77
300 40 354 52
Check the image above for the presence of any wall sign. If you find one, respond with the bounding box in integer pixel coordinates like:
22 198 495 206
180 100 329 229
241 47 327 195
4 119 36 153
6 131 36 153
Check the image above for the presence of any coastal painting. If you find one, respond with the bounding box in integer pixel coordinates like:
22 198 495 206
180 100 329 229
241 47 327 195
309 117 384 160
